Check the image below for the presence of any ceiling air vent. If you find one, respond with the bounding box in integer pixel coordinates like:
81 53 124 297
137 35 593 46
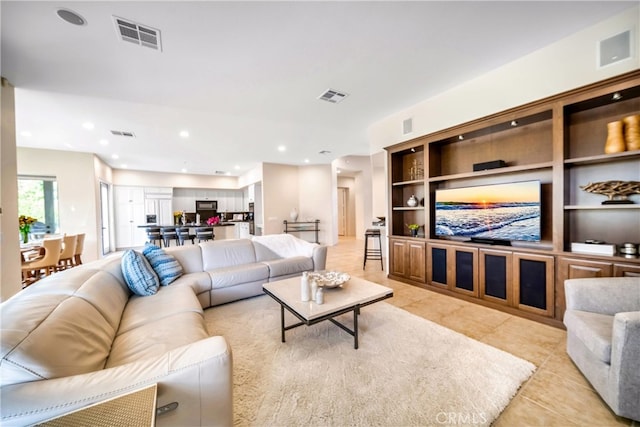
113 16 162 51
110 130 136 137
317 89 348 104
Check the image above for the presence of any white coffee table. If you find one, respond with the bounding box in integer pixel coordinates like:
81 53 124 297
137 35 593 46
263 275 393 349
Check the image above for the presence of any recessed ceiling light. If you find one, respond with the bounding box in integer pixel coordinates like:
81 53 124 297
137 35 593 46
120 164 128 169
181 168 187 173
99 139 109 146
337 169 341 174
20 131 32 137
278 145 286 152
56 8 87 26
304 159 310 163
179 130 189 138
234 165 240 170
82 122 95 130
226 172 231 176
111 154 119 159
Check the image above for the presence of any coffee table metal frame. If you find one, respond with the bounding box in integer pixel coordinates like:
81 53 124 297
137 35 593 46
263 281 393 350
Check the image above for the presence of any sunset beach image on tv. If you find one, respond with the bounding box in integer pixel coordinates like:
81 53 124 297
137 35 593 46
435 180 541 242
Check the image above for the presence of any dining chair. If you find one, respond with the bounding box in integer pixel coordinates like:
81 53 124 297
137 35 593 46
195 227 214 242
21 237 63 286
176 227 194 246
73 233 85 266
146 227 162 247
57 234 77 271
160 227 178 247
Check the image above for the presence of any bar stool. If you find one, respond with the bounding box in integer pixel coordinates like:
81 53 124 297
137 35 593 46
195 227 214 242
146 227 163 247
160 227 178 247
176 226 194 246
363 228 383 270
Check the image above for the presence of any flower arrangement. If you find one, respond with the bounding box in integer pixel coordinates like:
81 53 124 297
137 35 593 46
206 216 220 226
406 223 420 237
19 215 37 243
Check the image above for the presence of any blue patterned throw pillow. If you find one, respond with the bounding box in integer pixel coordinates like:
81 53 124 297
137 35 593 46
142 244 183 286
121 250 159 296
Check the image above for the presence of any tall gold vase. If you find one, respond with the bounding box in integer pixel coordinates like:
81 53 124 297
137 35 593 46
622 114 640 151
604 120 626 154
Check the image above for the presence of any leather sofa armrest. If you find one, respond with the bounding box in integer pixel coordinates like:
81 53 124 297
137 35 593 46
312 245 327 271
0 336 232 427
564 277 640 315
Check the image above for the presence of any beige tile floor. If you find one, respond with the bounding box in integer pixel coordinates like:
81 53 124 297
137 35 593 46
328 237 636 427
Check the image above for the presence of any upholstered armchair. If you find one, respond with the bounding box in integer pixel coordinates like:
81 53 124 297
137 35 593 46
564 277 640 421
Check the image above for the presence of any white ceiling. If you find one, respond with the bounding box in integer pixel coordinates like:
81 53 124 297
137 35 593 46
2 1 635 177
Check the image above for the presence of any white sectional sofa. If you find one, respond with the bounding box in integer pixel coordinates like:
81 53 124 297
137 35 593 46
0 235 326 426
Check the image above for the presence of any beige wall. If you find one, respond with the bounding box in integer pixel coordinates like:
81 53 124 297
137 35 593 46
368 6 640 153
1 78 21 301
17 148 102 263
262 162 335 244
113 169 238 189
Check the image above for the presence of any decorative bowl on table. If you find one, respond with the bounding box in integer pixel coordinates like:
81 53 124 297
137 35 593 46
309 271 350 288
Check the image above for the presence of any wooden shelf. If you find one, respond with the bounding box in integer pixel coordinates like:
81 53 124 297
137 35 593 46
392 207 425 211
392 179 424 186
564 204 640 210
564 150 640 166
428 162 553 182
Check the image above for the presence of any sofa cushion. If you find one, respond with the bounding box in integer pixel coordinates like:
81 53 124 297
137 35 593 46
0 269 129 386
209 264 269 289
105 311 209 368
564 309 614 364
262 256 313 278
201 239 257 270
121 250 159 296
106 285 207 367
165 244 204 274
116 284 203 335
142 244 183 286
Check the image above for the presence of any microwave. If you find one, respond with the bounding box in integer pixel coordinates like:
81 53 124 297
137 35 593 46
196 200 217 210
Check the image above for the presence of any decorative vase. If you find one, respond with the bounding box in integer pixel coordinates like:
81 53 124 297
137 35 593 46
623 114 640 151
290 208 298 222
410 228 418 237
407 195 418 207
604 120 626 154
20 230 29 244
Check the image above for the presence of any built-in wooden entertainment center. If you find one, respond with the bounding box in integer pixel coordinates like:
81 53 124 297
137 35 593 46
385 70 640 328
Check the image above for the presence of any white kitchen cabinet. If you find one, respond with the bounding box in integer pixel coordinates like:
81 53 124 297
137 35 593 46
145 198 173 225
114 186 146 248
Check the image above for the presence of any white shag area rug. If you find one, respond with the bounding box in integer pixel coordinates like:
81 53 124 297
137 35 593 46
204 294 535 427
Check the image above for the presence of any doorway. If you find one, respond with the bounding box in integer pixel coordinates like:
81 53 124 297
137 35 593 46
338 187 348 236
100 181 111 255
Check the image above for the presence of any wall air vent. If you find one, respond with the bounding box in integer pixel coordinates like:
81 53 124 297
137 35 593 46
113 16 162 51
110 130 136 137
318 150 332 155
317 89 348 104
402 118 413 135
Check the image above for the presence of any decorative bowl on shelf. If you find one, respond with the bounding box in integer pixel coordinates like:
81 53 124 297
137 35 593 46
309 271 350 288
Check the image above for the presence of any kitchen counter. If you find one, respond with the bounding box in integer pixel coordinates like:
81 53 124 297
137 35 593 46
137 222 251 240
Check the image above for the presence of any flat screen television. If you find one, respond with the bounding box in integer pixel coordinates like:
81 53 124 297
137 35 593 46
435 180 541 245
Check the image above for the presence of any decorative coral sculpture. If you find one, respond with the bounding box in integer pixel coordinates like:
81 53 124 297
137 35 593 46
580 180 640 204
